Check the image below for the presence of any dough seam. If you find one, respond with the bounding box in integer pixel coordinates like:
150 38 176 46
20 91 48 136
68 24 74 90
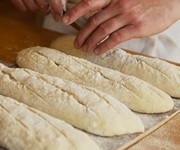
36 51 87 84
70 56 143 100
136 57 170 79
37 75 101 120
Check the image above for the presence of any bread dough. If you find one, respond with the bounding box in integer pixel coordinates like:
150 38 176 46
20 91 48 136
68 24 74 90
0 95 100 150
51 36 180 98
0 64 144 136
16 46 174 113
86 48 180 98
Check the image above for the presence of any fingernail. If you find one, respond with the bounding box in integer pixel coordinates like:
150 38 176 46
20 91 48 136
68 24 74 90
74 40 79 49
82 45 88 52
62 14 70 24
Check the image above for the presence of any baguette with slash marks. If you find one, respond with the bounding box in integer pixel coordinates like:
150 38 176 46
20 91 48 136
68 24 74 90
86 47 180 98
0 95 100 150
0 64 144 136
16 46 174 113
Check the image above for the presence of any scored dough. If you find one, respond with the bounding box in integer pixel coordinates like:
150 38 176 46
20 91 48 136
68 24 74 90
0 64 144 136
51 36 180 98
16 46 174 113
86 48 180 98
0 95 100 150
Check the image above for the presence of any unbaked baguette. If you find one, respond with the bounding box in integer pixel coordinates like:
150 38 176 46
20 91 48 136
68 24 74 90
0 95 100 150
0 64 144 136
50 36 180 98
16 46 174 113
86 48 180 98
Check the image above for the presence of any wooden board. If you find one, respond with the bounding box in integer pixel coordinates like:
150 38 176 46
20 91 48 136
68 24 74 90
116 110 180 150
127 111 180 150
0 0 60 64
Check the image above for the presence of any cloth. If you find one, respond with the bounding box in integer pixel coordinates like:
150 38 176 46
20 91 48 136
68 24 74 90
43 1 180 63
120 21 180 63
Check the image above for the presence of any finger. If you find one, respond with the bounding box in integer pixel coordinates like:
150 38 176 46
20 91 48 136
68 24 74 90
93 25 137 55
22 0 39 12
81 15 128 52
75 4 122 49
35 0 50 14
10 0 27 11
62 0 110 25
49 0 63 21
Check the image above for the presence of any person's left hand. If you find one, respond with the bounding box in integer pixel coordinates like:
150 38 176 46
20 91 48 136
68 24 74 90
63 0 180 55
10 0 67 20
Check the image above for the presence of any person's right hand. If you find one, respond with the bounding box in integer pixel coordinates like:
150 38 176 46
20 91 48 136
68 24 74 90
10 0 66 21
63 0 180 55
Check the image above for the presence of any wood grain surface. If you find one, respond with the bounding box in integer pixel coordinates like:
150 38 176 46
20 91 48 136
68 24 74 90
127 112 180 150
0 0 60 64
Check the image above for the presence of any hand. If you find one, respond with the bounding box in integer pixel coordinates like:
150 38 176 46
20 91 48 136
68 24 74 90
10 0 66 20
63 0 180 55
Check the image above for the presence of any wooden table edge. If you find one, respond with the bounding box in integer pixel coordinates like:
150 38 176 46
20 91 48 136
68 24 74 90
117 110 180 150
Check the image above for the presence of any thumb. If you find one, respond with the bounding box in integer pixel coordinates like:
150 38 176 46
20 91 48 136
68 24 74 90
62 0 110 25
